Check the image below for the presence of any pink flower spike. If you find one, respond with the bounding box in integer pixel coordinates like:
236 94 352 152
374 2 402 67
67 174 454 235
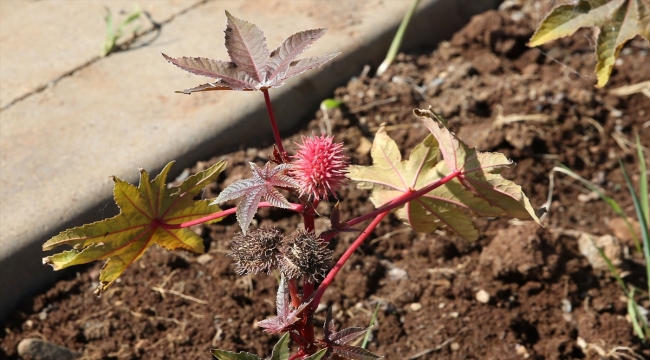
291 134 349 200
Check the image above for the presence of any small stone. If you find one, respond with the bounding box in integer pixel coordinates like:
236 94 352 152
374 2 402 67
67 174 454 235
515 344 529 357
355 136 372 156
410 303 422 311
577 192 599 202
608 217 641 248
196 253 214 265
577 233 622 269
450 342 460 351
476 289 490 304
17 338 80 360
387 267 408 281
449 312 459 318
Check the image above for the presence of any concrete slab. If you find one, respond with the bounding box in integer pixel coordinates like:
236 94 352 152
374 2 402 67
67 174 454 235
0 0 206 109
0 0 499 320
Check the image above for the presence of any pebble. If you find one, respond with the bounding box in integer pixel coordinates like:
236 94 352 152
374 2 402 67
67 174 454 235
577 233 622 269
515 344 529 357
410 303 422 311
17 338 80 360
450 342 460 351
476 290 490 304
196 253 214 265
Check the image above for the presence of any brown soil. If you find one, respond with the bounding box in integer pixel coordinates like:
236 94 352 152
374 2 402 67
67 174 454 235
2 4 649 360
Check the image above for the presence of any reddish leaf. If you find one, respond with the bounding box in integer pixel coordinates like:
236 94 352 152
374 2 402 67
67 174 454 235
213 162 297 234
331 345 382 360
321 309 381 359
163 11 339 93
255 275 311 334
329 327 369 346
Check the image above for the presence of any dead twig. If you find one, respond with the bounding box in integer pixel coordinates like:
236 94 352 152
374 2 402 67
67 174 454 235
426 268 458 276
492 105 555 129
578 337 645 360
151 287 208 305
369 227 412 245
74 308 111 325
349 96 398 114
408 327 468 359
609 80 650 98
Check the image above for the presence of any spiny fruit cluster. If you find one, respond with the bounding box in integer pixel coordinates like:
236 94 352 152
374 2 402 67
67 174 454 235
229 227 333 283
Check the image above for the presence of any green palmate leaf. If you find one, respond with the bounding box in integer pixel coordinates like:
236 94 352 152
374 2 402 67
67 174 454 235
304 349 328 360
528 0 650 87
211 350 261 360
348 108 539 241
211 333 292 360
269 332 291 360
43 161 227 294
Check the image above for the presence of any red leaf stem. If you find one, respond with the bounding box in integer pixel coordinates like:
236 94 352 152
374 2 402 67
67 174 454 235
312 210 389 310
321 170 461 243
288 278 301 308
262 89 286 158
157 201 303 229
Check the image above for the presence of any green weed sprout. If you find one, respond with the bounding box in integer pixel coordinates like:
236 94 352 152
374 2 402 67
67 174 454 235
376 0 421 76
544 135 649 340
361 303 381 349
101 5 142 57
319 98 343 136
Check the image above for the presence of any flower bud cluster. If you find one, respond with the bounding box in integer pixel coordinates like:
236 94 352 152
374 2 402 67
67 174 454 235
229 227 332 282
290 134 349 200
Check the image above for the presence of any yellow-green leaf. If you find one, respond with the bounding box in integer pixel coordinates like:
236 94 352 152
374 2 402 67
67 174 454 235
528 0 650 87
43 160 227 294
348 108 540 241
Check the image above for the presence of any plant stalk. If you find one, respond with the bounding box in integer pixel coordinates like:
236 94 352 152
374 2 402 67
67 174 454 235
376 0 421 76
157 202 303 229
321 170 461 242
312 211 389 309
262 89 286 157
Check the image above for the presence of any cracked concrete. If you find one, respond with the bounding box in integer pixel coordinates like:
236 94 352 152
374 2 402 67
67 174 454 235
0 0 207 110
0 0 499 320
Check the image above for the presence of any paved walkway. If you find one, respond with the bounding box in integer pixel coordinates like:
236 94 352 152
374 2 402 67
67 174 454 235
0 0 498 320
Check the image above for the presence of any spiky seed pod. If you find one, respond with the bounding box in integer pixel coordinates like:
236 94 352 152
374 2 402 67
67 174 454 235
279 229 332 283
290 134 349 200
229 227 284 275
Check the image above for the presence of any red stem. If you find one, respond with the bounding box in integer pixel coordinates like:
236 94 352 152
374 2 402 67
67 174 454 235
320 170 461 243
156 202 303 229
303 199 318 233
295 199 318 351
262 89 285 156
308 170 461 313
288 279 301 308
289 352 305 360
312 211 389 310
